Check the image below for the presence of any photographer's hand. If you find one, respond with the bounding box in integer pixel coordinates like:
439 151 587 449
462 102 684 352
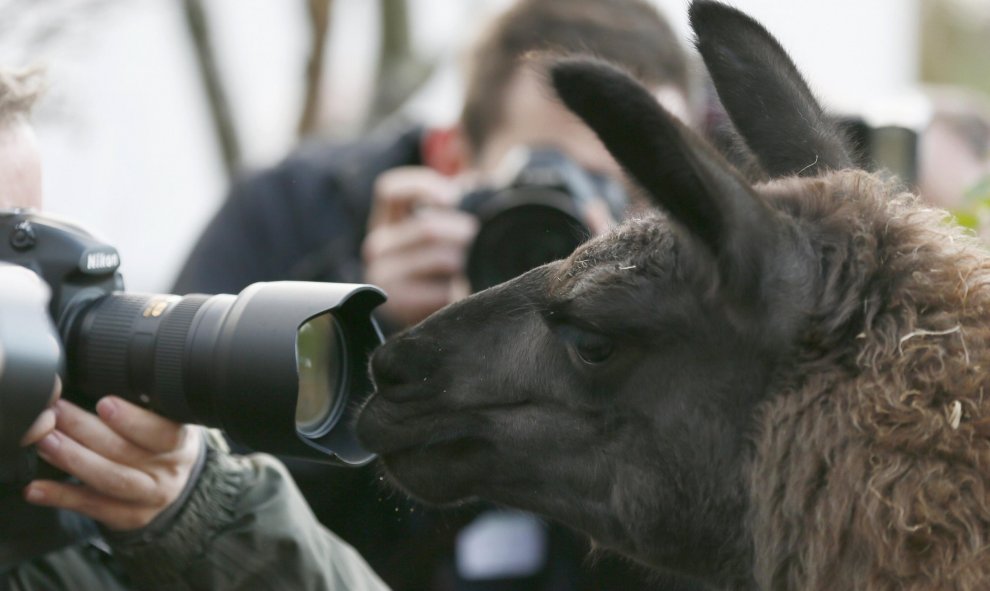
363 166 478 328
23 396 202 532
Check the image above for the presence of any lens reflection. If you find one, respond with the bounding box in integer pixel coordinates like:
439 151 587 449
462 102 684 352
295 313 346 436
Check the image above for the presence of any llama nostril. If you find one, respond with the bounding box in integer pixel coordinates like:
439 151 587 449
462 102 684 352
370 344 407 387
370 338 440 401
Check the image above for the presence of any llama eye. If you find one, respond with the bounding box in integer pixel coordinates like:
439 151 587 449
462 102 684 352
557 325 615 365
575 335 614 364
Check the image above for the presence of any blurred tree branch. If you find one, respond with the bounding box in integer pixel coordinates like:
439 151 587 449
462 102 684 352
365 0 434 130
298 0 333 137
182 0 241 178
296 0 435 137
920 0 990 96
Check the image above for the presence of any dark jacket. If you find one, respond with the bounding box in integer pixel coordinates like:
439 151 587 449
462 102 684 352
173 126 424 295
2 432 389 591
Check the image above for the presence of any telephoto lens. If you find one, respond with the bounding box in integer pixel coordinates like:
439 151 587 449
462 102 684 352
62 282 385 466
1 210 386 466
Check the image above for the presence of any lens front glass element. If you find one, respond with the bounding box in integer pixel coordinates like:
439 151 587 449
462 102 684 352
295 313 346 437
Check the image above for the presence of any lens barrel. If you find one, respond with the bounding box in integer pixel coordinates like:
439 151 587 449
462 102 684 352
466 188 590 292
459 148 628 293
63 281 385 466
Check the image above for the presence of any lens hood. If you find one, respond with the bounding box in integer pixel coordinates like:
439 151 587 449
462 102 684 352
191 282 384 465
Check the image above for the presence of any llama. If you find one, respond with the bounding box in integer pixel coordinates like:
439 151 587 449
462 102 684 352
356 2 990 589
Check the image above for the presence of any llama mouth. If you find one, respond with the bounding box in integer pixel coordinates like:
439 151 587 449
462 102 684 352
380 434 489 459
376 438 493 505
365 425 489 458
357 397 464 455
357 396 530 456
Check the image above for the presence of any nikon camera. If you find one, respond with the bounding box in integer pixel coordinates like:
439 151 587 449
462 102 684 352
0 209 386 489
460 147 628 292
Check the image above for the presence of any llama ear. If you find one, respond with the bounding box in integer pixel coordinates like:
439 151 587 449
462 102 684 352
690 0 853 177
550 58 776 293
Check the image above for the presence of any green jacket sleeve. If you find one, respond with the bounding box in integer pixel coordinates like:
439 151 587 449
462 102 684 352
106 432 390 591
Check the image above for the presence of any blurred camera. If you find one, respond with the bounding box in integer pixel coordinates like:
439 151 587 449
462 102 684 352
0 209 386 486
459 147 628 292
838 116 920 188
834 93 934 189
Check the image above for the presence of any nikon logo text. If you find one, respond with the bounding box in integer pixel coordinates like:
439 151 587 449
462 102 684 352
86 251 120 271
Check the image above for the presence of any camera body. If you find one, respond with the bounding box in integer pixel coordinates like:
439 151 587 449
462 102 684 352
459 147 628 292
0 212 122 485
838 116 921 188
834 93 935 190
0 262 61 486
0 210 124 337
0 210 386 474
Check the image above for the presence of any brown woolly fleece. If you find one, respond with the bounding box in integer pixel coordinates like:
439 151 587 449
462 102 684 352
750 170 990 590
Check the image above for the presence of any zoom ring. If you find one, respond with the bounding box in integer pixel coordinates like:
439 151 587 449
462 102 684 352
83 294 149 397
153 294 210 423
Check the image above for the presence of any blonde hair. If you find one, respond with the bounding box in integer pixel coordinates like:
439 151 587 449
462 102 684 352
0 65 45 125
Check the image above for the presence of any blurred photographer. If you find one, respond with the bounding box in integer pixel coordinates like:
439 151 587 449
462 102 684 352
0 66 387 590
173 1 698 589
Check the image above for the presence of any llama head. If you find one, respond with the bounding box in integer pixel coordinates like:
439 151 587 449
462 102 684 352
359 0 886 584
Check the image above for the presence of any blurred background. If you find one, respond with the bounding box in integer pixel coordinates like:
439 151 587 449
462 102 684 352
0 0 986 292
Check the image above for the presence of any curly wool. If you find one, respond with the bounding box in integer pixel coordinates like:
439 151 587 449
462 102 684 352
749 170 990 591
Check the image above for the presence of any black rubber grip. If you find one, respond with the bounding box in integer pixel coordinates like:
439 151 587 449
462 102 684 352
82 294 148 396
153 294 210 423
